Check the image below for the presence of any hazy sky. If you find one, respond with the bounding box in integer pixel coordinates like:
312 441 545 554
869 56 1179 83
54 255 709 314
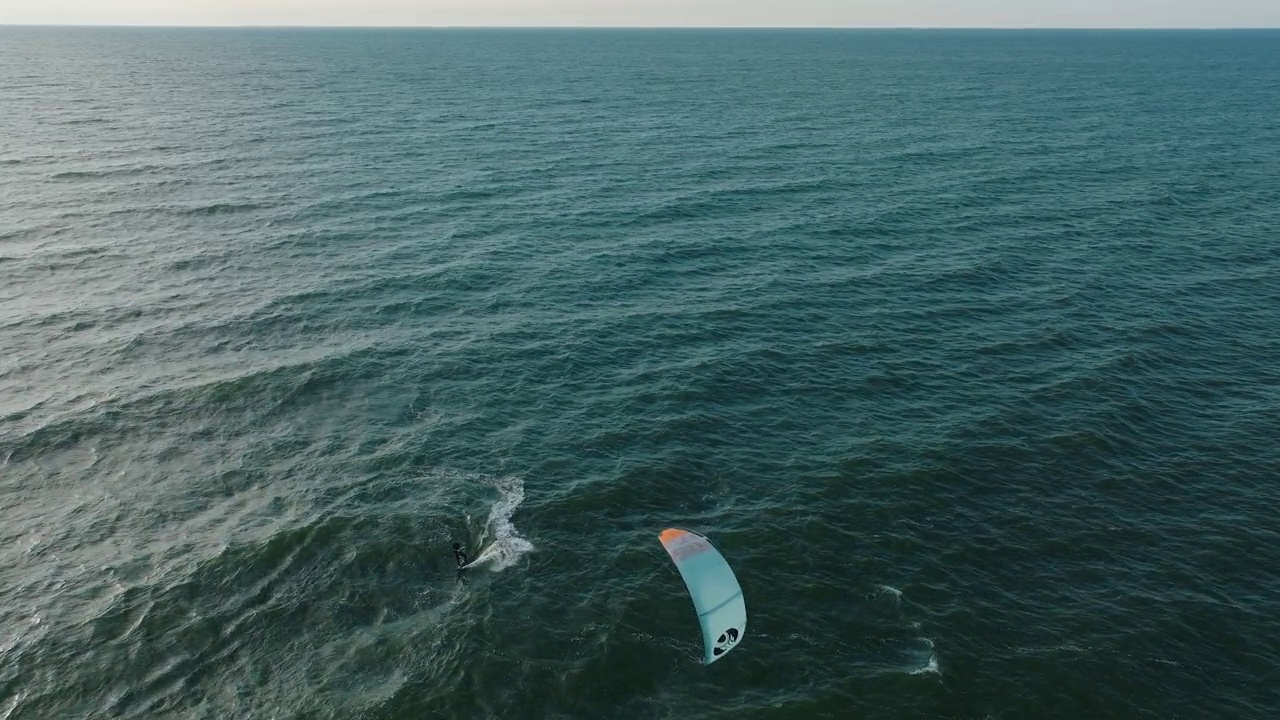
3 0 1279 28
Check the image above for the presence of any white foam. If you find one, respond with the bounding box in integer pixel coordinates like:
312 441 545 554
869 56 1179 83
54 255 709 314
910 653 940 675
877 585 903 601
908 637 940 675
468 476 534 572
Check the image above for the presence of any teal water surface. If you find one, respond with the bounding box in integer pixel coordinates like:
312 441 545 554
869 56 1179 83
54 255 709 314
2 28 1280 720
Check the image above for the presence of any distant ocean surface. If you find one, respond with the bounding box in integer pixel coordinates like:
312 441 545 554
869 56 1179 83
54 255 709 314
2 28 1279 720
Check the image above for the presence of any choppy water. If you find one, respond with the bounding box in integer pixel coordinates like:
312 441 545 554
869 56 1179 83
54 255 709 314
3 28 1280 720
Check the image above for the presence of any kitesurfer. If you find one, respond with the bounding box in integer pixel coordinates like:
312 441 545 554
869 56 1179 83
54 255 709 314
452 542 469 567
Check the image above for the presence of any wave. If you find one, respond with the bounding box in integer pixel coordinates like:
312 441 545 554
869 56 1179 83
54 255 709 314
621 177 841 225
57 117 113 126
49 165 164 180
877 584 903 602
174 201 269 216
0 343 388 461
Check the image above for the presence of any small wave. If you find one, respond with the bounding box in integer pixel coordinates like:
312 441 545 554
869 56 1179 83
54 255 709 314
176 201 268 216
49 165 163 180
623 178 837 225
1 691 27 720
466 476 534 572
877 584 903 601
50 170 104 180
48 245 109 260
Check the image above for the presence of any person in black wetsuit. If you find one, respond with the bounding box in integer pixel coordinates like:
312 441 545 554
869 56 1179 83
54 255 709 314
452 543 469 567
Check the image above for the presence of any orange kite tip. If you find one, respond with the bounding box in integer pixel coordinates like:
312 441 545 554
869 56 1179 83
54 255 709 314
659 528 690 543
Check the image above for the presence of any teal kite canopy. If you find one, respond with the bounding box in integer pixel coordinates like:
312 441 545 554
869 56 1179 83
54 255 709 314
659 528 747 664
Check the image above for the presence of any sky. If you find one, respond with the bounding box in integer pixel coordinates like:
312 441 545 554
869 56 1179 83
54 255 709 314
2 0 1279 28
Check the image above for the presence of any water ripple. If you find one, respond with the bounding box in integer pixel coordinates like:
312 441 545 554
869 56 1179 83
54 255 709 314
2 26 1279 720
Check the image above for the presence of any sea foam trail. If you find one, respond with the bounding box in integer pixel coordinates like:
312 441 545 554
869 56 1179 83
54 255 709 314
468 477 534 571
908 638 941 676
909 653 940 676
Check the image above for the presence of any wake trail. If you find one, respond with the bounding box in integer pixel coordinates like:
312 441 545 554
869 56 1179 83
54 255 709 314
464 476 534 572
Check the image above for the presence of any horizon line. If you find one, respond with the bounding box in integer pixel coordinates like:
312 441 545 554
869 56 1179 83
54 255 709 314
3 23 1280 31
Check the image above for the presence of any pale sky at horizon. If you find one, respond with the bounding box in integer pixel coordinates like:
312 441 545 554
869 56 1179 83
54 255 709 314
2 1 1279 29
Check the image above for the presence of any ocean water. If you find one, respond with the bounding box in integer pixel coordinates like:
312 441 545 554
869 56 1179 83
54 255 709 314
2 27 1280 720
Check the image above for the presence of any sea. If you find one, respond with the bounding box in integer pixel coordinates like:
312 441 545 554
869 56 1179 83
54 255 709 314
1 27 1279 720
